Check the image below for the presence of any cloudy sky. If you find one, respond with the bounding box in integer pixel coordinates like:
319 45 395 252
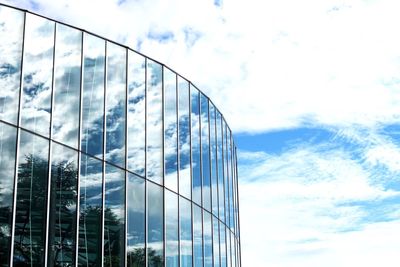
4 0 400 266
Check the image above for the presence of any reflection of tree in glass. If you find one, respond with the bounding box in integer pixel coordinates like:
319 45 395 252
0 201 12 266
127 247 163 267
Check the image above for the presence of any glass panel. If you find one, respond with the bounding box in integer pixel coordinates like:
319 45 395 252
201 94 211 211
231 232 236 267
81 34 105 158
47 142 78 266
127 173 145 266
147 181 164 266
179 197 192 266
216 111 224 223
13 130 49 265
127 51 145 176
220 224 226 267
20 14 54 136
165 190 178 266
52 24 82 148
78 154 103 266
226 229 231 267
105 42 126 167
223 122 229 226
164 68 177 192
0 6 24 124
227 131 234 231
104 164 125 267
193 204 202 267
177 77 190 199
146 60 163 184
191 87 201 205
212 216 220 267
203 211 212 267
209 104 218 217
0 122 17 266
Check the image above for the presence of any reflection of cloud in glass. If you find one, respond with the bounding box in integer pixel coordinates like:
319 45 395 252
0 6 24 124
20 14 54 137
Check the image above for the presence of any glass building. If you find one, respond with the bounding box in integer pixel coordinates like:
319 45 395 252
0 3 241 267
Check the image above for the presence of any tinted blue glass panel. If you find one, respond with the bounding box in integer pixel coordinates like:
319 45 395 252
216 112 224 223
179 197 192 266
127 173 145 266
81 34 105 158
147 181 164 266
193 204 203 267
104 164 125 267
220 223 226 267
164 68 178 192
203 211 212 267
191 87 201 205
20 14 54 137
52 24 81 148
13 130 49 265
0 122 17 266
209 103 218 217
78 154 103 266
165 190 178 266
0 6 24 124
127 51 145 176
178 77 190 198
212 216 220 267
146 60 163 185
47 142 78 266
223 122 230 226
105 43 126 167
200 94 211 211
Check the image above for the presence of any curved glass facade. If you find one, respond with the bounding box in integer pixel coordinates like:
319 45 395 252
0 3 241 267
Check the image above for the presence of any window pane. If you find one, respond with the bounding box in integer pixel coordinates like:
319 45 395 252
127 173 145 266
220 224 226 267
47 142 78 266
191 87 201 205
105 42 126 167
201 94 211 211
78 154 103 266
209 104 218 217
104 164 125 267
52 24 82 148
0 6 24 124
164 68 177 192
20 14 54 136
81 34 105 158
179 197 192 266
127 51 145 176
212 216 220 267
203 211 212 267
177 77 190 199
231 232 236 267
193 204 203 267
226 228 231 267
147 181 164 266
146 60 163 185
0 122 17 266
13 130 49 265
216 111 224 223
223 122 229 226
165 190 178 266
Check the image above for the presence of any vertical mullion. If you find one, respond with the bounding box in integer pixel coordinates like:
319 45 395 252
124 48 128 267
189 84 194 267
162 66 166 266
9 10 26 267
144 57 148 267
198 92 204 267
234 147 241 267
176 74 181 267
44 21 57 267
74 30 84 267
207 100 213 267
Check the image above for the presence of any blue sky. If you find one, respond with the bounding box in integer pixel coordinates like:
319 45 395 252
4 0 400 266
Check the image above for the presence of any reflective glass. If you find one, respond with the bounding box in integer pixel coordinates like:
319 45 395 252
227 131 234 231
164 68 178 192
52 24 82 148
193 204 203 267
0 122 17 266
127 51 145 176
200 94 211 211
0 6 24 124
147 181 164 266
127 173 145 266
212 216 220 267
191 87 201 205
179 197 192 266
78 154 103 266
231 232 236 267
219 223 226 267
165 190 178 266
209 103 218 217
177 77 190 198
216 112 224 222
105 42 126 167
223 122 229 226
104 164 125 267
47 142 78 266
13 130 49 265
146 60 163 185
81 34 105 158
203 211 212 267
226 229 231 267
20 14 54 136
